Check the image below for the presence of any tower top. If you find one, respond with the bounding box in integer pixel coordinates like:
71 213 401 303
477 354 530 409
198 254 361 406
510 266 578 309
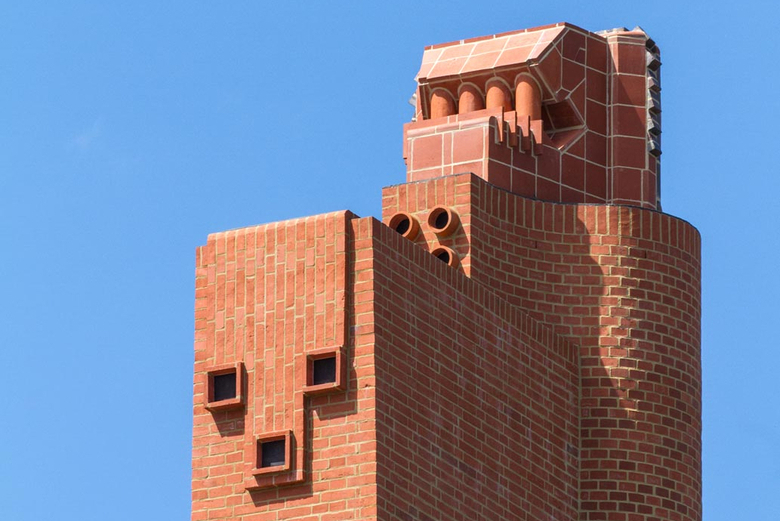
404 22 663 209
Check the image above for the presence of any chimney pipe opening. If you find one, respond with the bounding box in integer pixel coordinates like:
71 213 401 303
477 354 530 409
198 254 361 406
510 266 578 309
427 207 460 237
389 212 421 241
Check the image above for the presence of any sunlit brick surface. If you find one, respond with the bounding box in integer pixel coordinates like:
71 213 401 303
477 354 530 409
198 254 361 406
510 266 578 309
193 22 700 521
383 173 701 520
405 23 661 210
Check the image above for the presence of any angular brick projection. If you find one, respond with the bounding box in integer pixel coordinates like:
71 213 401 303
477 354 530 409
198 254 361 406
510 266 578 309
193 22 701 521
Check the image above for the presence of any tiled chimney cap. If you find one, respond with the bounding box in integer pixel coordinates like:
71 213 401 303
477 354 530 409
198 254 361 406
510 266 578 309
417 22 572 81
416 22 651 83
417 22 656 83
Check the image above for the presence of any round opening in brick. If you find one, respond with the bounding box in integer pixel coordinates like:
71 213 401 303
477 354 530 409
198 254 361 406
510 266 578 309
434 211 448 229
388 211 420 241
427 206 460 237
430 246 459 268
395 217 410 234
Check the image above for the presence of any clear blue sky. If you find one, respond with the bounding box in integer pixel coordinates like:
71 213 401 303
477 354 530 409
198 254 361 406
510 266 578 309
1 1 778 520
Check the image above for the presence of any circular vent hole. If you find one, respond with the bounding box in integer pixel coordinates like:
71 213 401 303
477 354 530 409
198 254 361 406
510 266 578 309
427 207 459 237
388 212 420 241
436 250 450 263
434 211 449 229
394 217 410 235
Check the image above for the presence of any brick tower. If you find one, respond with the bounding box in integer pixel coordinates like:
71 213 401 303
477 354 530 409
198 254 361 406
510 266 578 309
192 23 701 521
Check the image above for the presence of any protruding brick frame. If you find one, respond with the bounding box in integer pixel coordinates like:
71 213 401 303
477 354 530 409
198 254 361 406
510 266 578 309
204 362 245 412
252 430 293 476
302 345 346 395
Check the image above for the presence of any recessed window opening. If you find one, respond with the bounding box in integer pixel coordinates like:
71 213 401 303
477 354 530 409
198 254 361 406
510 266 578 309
303 347 344 395
312 356 337 385
260 439 286 468
252 431 292 475
213 372 236 402
205 363 244 411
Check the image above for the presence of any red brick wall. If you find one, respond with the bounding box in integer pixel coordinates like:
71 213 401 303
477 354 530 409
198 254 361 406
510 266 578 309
467 177 701 520
194 22 699 520
381 175 474 275
360 217 580 521
383 173 701 520
192 211 378 521
195 176 700 520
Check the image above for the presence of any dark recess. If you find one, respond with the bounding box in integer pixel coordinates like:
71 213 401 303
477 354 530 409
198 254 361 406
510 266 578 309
313 357 337 385
213 372 237 402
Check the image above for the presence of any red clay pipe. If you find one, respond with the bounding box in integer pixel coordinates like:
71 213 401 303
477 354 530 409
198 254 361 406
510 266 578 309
485 80 512 112
427 206 460 237
430 246 460 269
430 89 456 119
515 76 541 121
388 212 421 241
458 84 484 114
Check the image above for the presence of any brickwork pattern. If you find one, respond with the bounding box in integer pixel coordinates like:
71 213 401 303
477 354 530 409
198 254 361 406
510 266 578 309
193 21 700 521
193 211 378 520
362 217 579 520
383 173 701 520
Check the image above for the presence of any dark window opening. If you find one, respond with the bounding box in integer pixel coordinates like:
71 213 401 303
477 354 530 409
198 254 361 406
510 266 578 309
261 440 286 468
213 372 237 402
312 356 337 385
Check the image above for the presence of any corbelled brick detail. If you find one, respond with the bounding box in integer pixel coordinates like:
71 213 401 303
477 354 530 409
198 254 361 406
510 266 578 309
404 23 662 210
193 22 700 521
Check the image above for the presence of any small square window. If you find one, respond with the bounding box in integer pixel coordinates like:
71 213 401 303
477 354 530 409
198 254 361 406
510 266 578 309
303 347 345 395
213 372 236 402
253 431 292 476
261 440 286 468
205 362 244 411
312 356 336 385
